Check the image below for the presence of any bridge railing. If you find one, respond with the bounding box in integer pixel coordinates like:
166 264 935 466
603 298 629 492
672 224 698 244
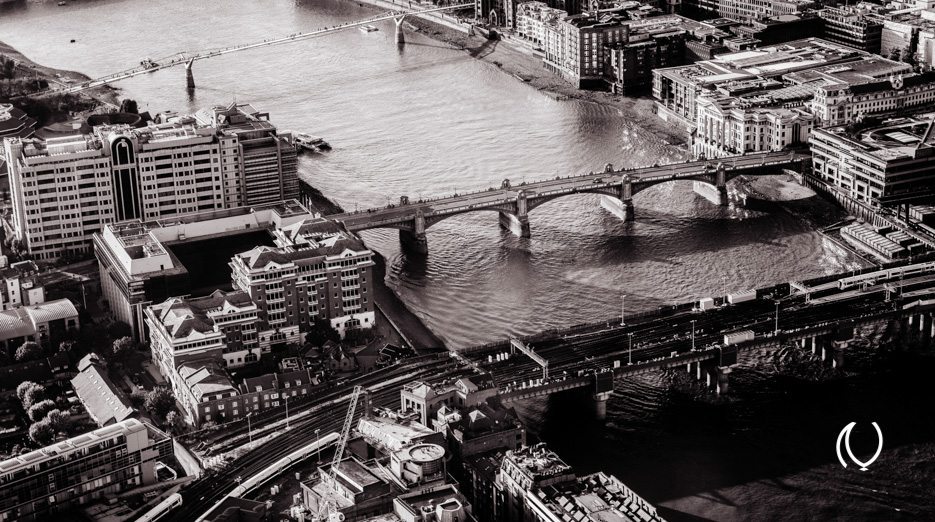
335 152 806 221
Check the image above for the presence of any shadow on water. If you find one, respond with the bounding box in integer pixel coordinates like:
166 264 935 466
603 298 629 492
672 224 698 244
521 336 935 519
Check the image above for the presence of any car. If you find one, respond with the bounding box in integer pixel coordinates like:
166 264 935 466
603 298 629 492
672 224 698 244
592 178 603 183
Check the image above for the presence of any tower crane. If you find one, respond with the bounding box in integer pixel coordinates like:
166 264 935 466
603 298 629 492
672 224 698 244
313 385 362 522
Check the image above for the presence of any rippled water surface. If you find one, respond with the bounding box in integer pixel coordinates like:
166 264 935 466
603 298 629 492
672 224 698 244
3 0 932 518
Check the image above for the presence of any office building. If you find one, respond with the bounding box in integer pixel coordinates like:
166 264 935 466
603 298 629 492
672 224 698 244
0 103 36 141
400 374 498 426
3 103 297 261
809 112 935 205
820 5 885 53
496 443 576 522
94 200 314 340
0 419 173 521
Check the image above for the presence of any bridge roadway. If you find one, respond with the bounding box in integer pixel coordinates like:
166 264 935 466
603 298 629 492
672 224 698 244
332 150 810 253
42 4 472 96
465 264 935 404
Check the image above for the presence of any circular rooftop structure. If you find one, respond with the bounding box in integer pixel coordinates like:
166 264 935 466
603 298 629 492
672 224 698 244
407 443 445 463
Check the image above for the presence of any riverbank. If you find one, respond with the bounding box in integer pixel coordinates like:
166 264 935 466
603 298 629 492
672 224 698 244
0 39 119 124
301 182 447 352
351 1 688 147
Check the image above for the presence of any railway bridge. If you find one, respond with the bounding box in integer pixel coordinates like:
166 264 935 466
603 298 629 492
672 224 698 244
332 150 810 253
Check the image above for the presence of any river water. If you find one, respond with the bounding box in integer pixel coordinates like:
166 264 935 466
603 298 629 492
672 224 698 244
2 0 932 518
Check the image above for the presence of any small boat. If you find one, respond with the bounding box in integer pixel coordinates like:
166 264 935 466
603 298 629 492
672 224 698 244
359 24 378 33
294 132 331 153
57 1 66 5
69 39 76 43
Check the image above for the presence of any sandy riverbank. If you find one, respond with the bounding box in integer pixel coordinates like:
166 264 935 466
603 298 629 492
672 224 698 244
360 4 689 147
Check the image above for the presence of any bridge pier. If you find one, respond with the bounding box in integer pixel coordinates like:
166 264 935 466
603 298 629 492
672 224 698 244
185 58 195 90
499 191 531 237
400 210 428 254
692 182 728 206
591 392 611 420
395 16 406 44
822 340 847 369
707 366 731 396
600 196 634 222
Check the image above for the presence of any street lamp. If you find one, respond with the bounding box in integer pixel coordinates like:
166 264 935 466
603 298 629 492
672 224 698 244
315 428 322 463
285 395 290 429
628 332 633 365
691 319 696 351
621 294 626 326
246 413 253 444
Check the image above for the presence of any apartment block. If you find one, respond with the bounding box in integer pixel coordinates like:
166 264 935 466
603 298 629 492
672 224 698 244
0 419 173 521
230 218 376 340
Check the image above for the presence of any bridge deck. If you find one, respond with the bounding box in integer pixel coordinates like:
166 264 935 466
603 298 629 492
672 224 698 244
333 150 809 231
46 4 473 95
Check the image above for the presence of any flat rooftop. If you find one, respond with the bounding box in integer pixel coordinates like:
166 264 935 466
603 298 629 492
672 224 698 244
818 112 935 161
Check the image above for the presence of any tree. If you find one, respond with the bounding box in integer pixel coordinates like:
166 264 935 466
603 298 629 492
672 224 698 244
17 382 45 410
27 400 56 423
107 321 132 340
165 411 185 434
15 381 40 403
111 336 135 360
144 388 176 420
129 389 147 409
306 319 341 347
119 98 139 114
28 420 54 446
45 409 71 432
15 341 43 362
0 56 15 96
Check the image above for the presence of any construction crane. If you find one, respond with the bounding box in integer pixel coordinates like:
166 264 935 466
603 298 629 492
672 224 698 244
313 385 362 522
331 385 362 477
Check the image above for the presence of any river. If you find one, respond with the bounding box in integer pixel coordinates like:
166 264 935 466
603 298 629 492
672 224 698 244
1 0 932 519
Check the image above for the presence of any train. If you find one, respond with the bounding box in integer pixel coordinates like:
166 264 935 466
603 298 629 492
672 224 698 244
135 493 183 522
194 432 340 522
836 260 935 291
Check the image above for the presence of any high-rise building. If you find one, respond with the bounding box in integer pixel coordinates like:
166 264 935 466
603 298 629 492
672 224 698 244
3 103 297 261
0 419 173 521
820 5 885 53
230 218 376 339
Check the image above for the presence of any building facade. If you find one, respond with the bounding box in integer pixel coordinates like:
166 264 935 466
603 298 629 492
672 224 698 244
0 419 173 521
819 6 884 53
3 103 297 261
0 261 44 311
809 113 935 205
230 219 376 339
94 200 314 340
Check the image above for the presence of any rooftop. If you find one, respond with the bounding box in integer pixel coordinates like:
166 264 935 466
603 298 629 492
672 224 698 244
816 112 935 161
533 472 663 522
0 419 162 474
71 354 135 427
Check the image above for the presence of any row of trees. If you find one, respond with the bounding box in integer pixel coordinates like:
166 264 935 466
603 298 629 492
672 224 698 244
16 381 72 446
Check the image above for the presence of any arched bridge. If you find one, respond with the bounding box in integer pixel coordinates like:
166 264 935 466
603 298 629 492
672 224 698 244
332 150 811 253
